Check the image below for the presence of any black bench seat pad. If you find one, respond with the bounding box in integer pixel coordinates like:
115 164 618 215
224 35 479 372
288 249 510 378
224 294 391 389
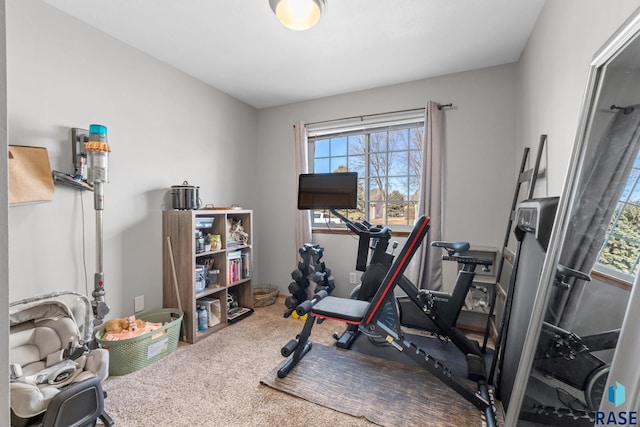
312 296 371 323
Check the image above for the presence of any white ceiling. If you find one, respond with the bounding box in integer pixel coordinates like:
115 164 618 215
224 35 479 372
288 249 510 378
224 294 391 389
42 0 546 109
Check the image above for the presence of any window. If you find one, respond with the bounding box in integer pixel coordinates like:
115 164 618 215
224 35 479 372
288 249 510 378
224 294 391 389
308 118 424 227
595 152 640 281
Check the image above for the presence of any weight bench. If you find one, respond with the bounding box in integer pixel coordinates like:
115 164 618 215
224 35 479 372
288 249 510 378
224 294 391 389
277 215 497 427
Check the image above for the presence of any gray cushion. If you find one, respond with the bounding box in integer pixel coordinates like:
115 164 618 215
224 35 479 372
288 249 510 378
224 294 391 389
312 296 371 323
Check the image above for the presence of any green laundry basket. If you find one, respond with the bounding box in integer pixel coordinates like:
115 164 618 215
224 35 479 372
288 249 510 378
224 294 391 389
95 308 183 376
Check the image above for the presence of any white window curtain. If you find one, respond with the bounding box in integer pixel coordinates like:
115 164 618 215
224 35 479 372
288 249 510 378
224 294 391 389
294 121 312 258
411 101 445 291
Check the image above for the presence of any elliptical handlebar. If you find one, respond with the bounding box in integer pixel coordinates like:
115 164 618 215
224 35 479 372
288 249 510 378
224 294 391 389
330 208 390 239
347 222 390 239
554 264 591 290
330 208 393 272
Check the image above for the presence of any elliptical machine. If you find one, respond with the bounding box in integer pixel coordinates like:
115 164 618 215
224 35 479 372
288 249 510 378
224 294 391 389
283 172 500 425
331 209 493 354
279 213 498 426
329 208 494 382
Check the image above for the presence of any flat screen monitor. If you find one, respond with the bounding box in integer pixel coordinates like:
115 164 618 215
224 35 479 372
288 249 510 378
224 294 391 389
298 172 358 210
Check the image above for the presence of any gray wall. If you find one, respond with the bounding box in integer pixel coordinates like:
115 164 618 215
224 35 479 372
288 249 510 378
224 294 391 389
6 0 258 316
516 0 640 196
255 64 518 296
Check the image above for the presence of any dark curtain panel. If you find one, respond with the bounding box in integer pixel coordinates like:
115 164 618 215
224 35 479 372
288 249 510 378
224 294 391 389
553 106 640 327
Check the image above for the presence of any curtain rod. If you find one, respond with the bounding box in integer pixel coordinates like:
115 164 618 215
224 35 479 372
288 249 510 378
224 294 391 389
611 104 635 114
307 103 453 127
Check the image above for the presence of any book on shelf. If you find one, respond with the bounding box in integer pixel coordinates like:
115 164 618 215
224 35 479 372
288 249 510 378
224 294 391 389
227 250 250 284
227 307 253 323
241 252 251 278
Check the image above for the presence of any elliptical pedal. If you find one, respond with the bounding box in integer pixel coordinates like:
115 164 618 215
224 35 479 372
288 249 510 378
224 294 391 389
467 339 486 381
467 353 486 382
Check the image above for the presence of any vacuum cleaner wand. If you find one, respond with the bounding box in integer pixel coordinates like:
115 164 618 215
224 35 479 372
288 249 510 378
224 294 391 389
86 125 111 325
91 181 109 325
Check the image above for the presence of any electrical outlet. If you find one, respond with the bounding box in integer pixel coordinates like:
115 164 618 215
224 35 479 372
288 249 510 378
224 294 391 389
349 272 358 285
134 295 144 313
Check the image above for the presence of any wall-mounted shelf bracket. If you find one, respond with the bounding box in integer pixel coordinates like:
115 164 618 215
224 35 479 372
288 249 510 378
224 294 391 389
51 127 93 191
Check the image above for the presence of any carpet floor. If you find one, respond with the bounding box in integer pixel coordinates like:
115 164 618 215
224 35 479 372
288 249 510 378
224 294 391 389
100 300 499 426
100 302 375 427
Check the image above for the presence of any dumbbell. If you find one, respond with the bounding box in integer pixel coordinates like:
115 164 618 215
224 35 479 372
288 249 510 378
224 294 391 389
288 281 301 294
326 278 335 292
291 269 303 281
284 296 298 310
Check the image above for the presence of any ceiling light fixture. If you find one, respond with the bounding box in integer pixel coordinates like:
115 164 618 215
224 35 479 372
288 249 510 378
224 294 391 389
269 0 327 31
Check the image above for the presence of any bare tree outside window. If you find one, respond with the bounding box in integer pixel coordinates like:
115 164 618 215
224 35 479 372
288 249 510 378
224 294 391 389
310 124 423 227
595 153 640 280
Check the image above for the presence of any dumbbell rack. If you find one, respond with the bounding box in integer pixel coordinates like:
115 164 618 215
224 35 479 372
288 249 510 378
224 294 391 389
284 243 335 317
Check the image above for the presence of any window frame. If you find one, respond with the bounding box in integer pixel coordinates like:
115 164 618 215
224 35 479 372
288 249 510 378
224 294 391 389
592 152 640 285
307 113 425 230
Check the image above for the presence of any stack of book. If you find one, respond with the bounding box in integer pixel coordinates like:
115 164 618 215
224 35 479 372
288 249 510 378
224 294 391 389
227 251 251 284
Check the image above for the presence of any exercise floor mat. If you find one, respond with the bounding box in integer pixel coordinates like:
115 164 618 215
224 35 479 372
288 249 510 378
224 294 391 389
261 342 500 427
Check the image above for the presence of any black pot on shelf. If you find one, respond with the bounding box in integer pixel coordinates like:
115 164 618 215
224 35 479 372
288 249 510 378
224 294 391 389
171 181 201 210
